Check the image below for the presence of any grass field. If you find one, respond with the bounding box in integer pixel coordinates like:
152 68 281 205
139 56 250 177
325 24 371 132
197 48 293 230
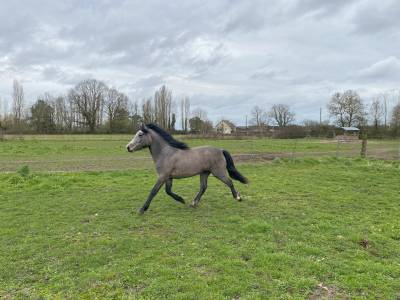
0 135 399 172
1 136 400 298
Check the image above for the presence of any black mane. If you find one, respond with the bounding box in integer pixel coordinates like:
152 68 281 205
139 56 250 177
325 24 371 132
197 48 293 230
144 123 189 150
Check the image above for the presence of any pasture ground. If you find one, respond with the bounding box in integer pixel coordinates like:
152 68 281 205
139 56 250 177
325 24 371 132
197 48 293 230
0 134 399 172
0 135 400 298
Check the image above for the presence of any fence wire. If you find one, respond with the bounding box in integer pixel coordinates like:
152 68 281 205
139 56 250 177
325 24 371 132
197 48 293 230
0 135 399 173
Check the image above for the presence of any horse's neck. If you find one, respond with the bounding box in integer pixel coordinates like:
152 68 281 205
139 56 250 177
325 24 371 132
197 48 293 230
148 135 173 162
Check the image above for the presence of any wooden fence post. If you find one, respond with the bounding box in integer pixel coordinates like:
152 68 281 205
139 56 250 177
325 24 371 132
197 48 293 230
360 132 367 158
398 142 400 160
336 139 340 158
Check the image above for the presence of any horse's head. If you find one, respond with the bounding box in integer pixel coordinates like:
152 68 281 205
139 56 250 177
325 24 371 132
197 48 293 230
126 126 152 152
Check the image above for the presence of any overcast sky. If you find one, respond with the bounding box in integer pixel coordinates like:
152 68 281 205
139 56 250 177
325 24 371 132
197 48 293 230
1 0 399 126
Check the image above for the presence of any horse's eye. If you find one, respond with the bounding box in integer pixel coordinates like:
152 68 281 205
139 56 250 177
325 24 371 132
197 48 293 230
138 133 143 137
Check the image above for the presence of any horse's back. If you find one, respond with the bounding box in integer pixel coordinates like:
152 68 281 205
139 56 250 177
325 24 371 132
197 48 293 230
169 146 224 178
191 146 224 158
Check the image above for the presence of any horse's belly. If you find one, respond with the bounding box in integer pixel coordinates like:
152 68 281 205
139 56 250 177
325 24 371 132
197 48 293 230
171 172 197 179
170 157 207 178
170 166 202 178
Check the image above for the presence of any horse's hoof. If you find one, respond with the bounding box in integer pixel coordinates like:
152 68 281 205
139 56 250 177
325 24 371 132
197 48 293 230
190 203 198 208
138 208 145 215
236 193 242 201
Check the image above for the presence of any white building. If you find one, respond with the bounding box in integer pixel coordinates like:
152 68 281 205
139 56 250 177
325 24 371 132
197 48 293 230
215 120 236 135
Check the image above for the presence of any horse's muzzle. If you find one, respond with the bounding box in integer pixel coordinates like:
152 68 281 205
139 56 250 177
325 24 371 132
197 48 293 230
127 145 133 152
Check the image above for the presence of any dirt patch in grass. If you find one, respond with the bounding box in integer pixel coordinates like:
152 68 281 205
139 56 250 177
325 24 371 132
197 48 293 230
309 283 349 299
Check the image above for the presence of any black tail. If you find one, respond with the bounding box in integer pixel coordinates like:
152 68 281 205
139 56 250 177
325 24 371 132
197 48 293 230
222 150 248 184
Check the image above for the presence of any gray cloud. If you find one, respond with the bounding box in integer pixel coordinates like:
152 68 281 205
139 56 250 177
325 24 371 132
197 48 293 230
350 0 400 35
0 0 399 124
357 56 400 81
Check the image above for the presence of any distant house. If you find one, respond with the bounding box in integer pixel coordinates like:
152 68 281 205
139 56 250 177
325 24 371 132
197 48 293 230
335 126 360 140
215 120 236 135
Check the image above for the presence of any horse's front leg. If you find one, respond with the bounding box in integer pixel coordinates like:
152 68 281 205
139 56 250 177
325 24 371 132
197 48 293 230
138 178 165 214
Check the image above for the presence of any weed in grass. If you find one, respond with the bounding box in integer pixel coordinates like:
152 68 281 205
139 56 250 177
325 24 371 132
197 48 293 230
17 165 30 178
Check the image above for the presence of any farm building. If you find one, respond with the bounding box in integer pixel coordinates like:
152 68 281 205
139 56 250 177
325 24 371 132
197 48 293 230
335 126 360 140
215 120 236 135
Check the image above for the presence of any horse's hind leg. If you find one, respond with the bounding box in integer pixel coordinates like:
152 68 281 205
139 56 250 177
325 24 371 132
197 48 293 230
212 170 241 201
191 171 210 207
165 179 185 204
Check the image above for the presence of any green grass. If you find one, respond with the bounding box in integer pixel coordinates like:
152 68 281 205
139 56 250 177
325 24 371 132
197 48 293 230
0 135 336 159
1 134 397 159
1 135 399 172
1 158 400 298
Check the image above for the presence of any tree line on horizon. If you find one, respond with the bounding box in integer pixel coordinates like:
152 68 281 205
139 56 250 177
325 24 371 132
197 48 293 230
0 79 197 135
248 89 400 138
0 79 400 138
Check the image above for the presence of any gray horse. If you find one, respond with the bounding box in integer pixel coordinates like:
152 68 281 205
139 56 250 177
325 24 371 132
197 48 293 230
126 124 248 214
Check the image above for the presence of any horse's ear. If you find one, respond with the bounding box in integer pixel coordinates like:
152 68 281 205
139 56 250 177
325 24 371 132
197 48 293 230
141 124 148 133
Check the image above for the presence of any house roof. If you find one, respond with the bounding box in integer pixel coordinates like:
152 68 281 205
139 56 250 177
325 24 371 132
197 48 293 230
340 127 359 131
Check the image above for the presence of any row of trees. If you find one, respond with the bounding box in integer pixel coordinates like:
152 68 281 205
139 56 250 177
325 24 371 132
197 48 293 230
250 104 295 128
1 81 400 137
248 89 400 137
327 89 400 136
1 79 138 134
0 79 207 134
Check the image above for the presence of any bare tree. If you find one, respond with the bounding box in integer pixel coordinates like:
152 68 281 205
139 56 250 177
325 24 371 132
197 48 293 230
192 107 208 120
250 105 267 128
391 102 400 132
154 85 173 129
52 95 74 131
105 87 128 132
185 97 190 132
142 97 154 124
12 79 24 127
0 97 3 122
0 97 4 139
328 90 365 127
128 99 141 131
268 104 295 127
68 79 107 132
381 93 389 127
0 97 12 139
369 97 383 130
180 97 190 132
180 98 185 131
189 107 212 134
